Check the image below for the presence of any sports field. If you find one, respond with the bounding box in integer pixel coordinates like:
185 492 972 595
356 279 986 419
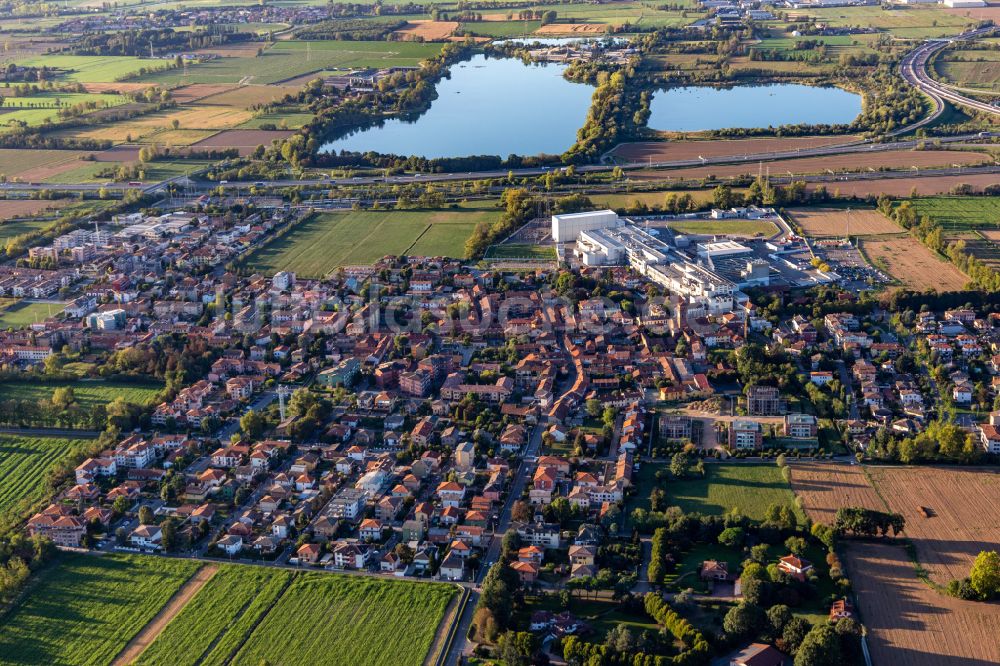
244 208 494 275
0 300 65 328
0 435 91 528
0 554 200 666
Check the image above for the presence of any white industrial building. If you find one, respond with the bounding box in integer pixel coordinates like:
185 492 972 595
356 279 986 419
942 0 985 7
551 210 621 243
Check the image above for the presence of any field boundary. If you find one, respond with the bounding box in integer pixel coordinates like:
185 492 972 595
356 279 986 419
111 563 219 666
427 585 468 666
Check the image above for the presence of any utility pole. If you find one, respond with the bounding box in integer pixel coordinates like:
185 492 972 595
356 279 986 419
277 385 293 421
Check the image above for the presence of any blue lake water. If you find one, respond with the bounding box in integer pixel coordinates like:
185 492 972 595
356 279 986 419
647 84 862 132
320 54 594 159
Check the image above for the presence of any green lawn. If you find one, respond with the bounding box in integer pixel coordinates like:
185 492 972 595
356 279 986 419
0 300 65 328
136 565 295 666
666 219 777 236
660 464 803 522
230 573 457 666
0 435 91 530
15 55 168 82
141 41 444 86
906 196 1000 231
244 207 493 275
0 218 57 239
0 379 164 409
0 554 201 666
485 243 557 259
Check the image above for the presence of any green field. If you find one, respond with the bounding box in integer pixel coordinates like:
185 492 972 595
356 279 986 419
141 41 444 85
231 573 456 666
485 243 557 259
0 217 56 238
797 5 974 39
665 219 777 236
645 463 803 522
136 565 294 666
0 379 164 408
0 554 200 666
244 208 493 275
0 435 90 528
16 55 168 82
0 300 65 328
908 196 1000 231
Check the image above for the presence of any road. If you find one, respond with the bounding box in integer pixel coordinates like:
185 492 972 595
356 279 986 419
0 132 994 197
900 27 1000 123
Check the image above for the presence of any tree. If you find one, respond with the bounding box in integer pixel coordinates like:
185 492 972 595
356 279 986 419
782 616 812 653
970 550 1000 600
511 500 533 524
240 409 266 438
767 604 793 635
52 386 75 410
784 536 808 556
160 519 177 552
138 505 154 525
718 526 745 548
670 450 693 478
794 624 840 666
497 631 535 666
111 495 131 516
723 602 765 640
585 399 602 418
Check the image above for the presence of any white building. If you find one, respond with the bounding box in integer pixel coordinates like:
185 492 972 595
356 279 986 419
551 210 620 243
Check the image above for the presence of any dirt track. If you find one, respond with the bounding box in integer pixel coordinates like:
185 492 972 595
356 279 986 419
110 563 218 666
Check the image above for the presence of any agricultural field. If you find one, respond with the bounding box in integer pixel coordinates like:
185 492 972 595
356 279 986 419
134 565 292 666
0 299 65 327
848 542 1000 666
907 196 1000 232
858 235 969 291
0 379 164 409
0 149 88 182
229 573 456 666
393 19 458 41
140 41 444 86
0 92 129 131
0 435 91 527
607 135 860 162
632 149 990 182
0 554 201 666
933 48 1000 92
797 5 975 39
648 463 803 522
865 466 1000 585
788 461 885 525
807 172 1000 198
788 207 902 237
0 199 69 223
244 207 494 275
16 54 168 82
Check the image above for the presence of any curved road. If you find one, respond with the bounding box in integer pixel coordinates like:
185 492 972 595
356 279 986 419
900 26 1000 122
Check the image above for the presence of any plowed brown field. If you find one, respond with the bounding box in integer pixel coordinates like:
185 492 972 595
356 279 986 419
807 173 1000 198
789 208 903 237
789 462 885 524
847 542 1000 666
610 136 860 161
859 236 969 291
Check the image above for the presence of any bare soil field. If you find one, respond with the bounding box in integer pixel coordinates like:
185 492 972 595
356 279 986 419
200 85 303 108
0 199 69 221
866 466 1000 584
807 173 1000 198
629 150 989 180
80 82 153 94
93 145 141 162
109 564 219 666
859 236 969 290
169 84 238 104
535 23 610 34
393 20 458 41
16 159 88 182
979 230 1000 242
788 207 903 237
943 4 1000 20
190 128 293 155
847 542 1000 666
610 136 860 162
789 462 885 524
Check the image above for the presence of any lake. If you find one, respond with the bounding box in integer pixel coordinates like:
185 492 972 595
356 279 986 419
320 54 594 159
647 84 862 132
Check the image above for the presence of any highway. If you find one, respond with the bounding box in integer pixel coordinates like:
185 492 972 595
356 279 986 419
900 26 1000 121
0 132 994 197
